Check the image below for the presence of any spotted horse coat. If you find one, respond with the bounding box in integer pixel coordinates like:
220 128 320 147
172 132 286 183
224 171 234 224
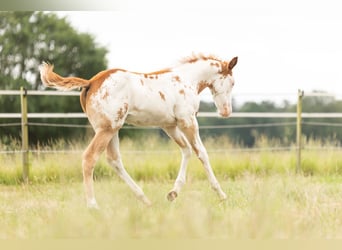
40 54 238 208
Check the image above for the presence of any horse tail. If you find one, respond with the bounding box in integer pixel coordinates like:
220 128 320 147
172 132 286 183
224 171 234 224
39 62 90 90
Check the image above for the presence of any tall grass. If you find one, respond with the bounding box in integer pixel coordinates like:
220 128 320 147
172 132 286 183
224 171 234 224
1 135 342 238
0 135 342 185
1 176 342 238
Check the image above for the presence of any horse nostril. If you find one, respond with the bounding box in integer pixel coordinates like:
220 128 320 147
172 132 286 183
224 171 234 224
219 104 231 117
219 110 230 117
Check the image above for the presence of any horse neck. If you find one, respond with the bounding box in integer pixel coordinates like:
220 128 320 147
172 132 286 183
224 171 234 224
174 60 219 88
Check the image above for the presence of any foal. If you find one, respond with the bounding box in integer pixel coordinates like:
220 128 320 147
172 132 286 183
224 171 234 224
40 54 238 208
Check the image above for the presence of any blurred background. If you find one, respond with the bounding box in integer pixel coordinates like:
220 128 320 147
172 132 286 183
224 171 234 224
0 8 341 147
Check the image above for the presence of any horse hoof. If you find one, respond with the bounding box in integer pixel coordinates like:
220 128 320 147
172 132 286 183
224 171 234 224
167 191 178 201
219 192 228 201
87 203 100 210
143 198 153 207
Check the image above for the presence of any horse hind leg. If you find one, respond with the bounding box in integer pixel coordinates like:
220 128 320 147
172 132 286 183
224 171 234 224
163 126 192 201
82 129 115 209
106 133 151 206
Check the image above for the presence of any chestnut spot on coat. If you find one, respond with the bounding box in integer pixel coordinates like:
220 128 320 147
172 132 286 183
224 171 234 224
101 89 109 99
149 75 158 80
197 80 211 94
142 68 171 79
172 75 181 82
146 68 171 75
159 91 166 101
219 61 232 76
116 103 128 121
210 62 220 68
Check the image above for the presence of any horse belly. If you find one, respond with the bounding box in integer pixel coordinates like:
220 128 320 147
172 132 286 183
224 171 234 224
125 107 176 127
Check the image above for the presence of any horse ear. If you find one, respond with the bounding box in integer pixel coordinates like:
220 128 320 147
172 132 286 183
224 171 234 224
228 57 238 70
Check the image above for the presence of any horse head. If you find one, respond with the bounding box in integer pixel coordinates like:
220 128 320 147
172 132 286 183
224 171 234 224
209 56 238 117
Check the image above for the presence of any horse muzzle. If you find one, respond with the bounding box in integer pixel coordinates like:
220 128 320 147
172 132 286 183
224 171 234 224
219 104 232 118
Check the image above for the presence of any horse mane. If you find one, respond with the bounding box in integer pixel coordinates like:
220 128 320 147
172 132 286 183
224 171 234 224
180 53 222 64
179 53 234 76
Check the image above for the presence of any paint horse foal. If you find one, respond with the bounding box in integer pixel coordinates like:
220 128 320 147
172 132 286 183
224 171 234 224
40 54 238 208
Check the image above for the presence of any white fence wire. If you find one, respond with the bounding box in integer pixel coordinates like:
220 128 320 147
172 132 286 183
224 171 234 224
0 89 341 156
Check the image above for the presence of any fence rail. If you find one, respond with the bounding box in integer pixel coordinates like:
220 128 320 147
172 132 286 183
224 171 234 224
2 112 342 119
1 89 342 181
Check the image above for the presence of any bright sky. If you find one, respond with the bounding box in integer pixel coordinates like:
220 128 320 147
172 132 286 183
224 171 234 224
57 0 342 104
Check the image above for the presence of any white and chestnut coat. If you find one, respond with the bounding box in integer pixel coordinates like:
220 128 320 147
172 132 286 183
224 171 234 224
40 54 238 208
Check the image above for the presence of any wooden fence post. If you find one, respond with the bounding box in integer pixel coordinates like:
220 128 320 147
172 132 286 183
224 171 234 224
296 89 304 172
20 87 29 183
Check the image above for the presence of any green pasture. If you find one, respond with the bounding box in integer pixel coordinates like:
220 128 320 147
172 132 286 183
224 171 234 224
1 135 342 184
0 136 342 238
1 176 342 238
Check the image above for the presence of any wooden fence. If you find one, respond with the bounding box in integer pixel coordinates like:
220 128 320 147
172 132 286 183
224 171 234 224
0 88 342 182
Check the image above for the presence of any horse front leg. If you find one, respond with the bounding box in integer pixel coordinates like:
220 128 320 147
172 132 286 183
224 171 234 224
106 133 151 206
178 117 227 201
163 126 192 201
82 129 115 208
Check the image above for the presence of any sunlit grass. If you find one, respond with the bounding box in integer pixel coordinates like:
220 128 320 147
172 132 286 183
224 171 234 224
0 135 342 184
1 135 342 238
0 175 342 238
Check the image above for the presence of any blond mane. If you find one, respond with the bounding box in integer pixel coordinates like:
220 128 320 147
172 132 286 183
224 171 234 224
180 53 223 64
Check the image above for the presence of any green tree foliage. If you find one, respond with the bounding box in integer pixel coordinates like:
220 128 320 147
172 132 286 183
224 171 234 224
198 93 342 147
0 11 108 143
198 100 294 146
301 93 342 144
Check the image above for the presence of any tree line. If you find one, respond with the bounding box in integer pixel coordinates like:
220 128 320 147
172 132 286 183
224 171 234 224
1 92 341 147
0 11 107 144
0 12 341 147
198 96 342 146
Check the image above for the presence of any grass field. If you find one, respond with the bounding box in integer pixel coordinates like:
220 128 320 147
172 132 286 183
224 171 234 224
1 176 342 238
0 136 342 238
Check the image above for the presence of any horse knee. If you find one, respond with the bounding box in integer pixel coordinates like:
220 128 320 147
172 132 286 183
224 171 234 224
195 148 209 163
106 156 118 170
106 155 123 176
182 146 192 158
82 161 93 178
82 150 97 175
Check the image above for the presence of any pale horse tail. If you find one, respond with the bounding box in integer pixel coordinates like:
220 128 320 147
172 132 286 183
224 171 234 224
39 62 90 90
